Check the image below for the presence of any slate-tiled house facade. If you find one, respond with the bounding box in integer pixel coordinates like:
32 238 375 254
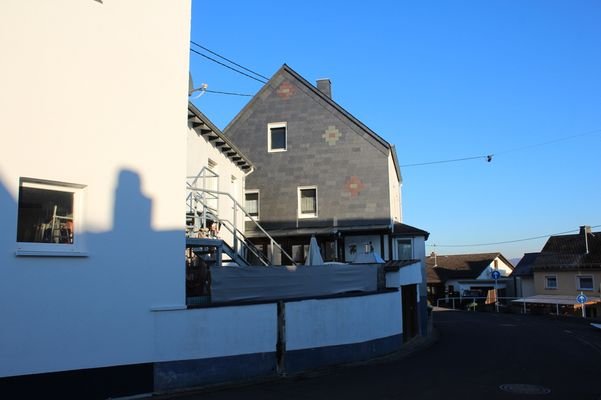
224 64 428 266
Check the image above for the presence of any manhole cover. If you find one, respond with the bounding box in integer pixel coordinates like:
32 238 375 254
499 384 551 395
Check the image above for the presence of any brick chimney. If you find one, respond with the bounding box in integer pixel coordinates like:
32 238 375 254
316 78 331 98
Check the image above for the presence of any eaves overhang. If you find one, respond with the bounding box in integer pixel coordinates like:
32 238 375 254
188 102 253 173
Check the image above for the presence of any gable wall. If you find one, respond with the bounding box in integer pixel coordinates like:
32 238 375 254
226 70 393 229
0 0 191 377
475 257 514 279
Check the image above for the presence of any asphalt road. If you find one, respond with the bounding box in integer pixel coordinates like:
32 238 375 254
166 309 601 400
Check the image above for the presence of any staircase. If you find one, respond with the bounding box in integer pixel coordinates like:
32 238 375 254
185 168 295 267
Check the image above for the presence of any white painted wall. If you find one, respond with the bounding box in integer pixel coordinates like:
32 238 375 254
520 277 536 297
388 153 402 222
286 292 402 350
186 124 247 252
153 304 277 361
0 0 191 377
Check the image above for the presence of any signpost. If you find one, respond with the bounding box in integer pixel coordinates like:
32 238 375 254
492 270 501 312
577 292 587 318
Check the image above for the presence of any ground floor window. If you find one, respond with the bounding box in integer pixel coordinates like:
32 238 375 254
16 178 86 255
577 275 594 291
394 238 413 260
298 186 317 218
245 190 259 219
545 275 557 289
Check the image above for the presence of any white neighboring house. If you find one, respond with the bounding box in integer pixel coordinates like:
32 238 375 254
426 253 514 300
0 0 191 396
186 103 253 257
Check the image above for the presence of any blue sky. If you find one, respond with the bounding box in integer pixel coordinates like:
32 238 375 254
189 1 601 260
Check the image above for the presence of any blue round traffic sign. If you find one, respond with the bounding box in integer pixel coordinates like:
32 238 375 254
491 270 501 280
577 294 587 304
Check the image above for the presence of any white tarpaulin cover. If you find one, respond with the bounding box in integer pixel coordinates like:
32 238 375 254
352 251 385 264
211 264 378 303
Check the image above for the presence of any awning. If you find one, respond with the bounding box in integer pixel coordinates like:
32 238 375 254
511 295 601 306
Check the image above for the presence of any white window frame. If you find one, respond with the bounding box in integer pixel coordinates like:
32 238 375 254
393 237 413 260
577 275 594 291
16 178 87 257
298 186 318 219
544 275 558 290
267 122 287 153
245 190 260 220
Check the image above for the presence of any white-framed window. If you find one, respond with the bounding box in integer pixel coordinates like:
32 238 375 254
16 178 87 256
393 238 413 260
298 186 317 218
268 122 287 152
577 275 594 291
544 275 558 289
245 190 259 219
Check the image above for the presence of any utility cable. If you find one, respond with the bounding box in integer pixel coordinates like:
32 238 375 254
190 48 267 84
402 128 601 168
204 89 253 97
190 41 270 81
401 154 493 167
427 224 601 248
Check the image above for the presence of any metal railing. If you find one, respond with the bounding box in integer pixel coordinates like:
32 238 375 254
218 218 271 266
186 183 296 266
436 296 527 313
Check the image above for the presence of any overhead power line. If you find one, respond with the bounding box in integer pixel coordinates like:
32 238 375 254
401 128 601 168
190 41 270 81
427 224 601 248
401 154 493 167
190 48 267 84
495 128 601 156
204 89 253 97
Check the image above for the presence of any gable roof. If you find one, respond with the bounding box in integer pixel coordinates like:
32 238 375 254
188 102 253 172
223 64 402 182
533 230 601 271
510 252 539 277
426 252 512 284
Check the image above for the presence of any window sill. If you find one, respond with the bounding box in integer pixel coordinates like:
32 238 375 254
16 249 89 257
298 215 318 219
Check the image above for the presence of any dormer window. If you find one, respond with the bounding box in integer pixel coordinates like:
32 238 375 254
268 122 287 152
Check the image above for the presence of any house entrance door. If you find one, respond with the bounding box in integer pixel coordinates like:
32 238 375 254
402 284 418 341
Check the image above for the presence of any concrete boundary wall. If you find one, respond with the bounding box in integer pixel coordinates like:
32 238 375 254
153 291 403 392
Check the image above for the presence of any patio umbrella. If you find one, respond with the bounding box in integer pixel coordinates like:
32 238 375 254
304 235 324 265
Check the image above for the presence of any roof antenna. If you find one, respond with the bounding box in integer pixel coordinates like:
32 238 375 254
188 73 208 99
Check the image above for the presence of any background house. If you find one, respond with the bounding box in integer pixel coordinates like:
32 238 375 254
223 64 428 266
223 64 429 336
426 252 514 303
519 226 601 317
